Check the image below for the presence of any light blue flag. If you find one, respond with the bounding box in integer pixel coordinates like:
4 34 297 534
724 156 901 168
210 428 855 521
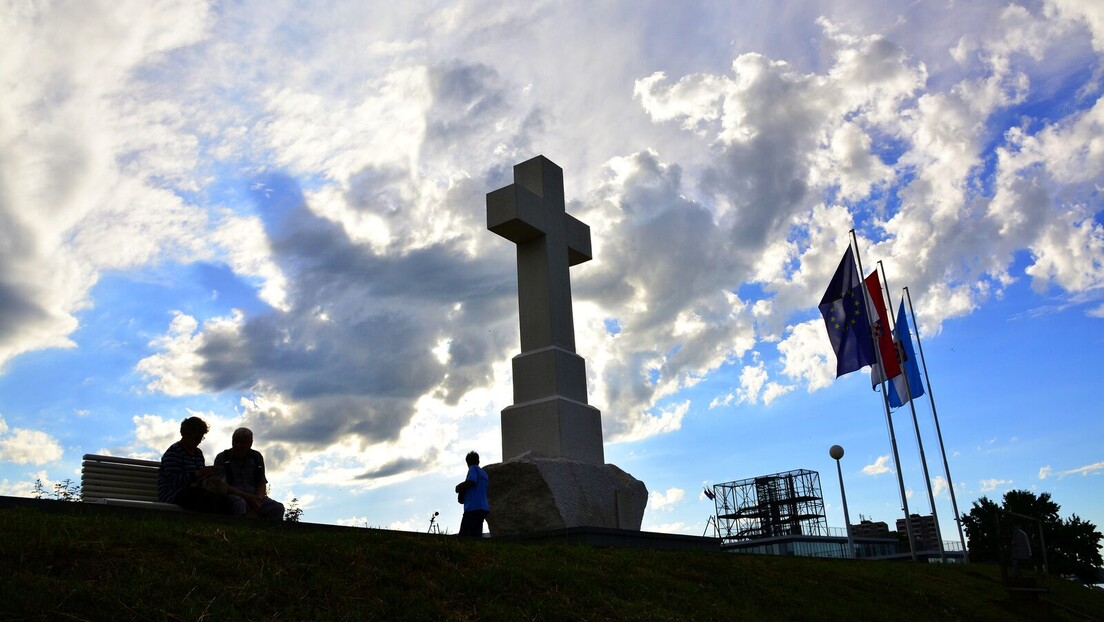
888 301 925 408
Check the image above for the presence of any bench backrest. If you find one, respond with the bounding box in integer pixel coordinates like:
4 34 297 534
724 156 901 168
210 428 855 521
81 454 162 503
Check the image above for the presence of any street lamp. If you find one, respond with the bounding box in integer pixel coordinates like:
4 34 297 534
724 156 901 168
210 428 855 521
830 444 856 559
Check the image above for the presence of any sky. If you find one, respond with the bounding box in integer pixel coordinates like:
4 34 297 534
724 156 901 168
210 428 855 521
1 0 1102 544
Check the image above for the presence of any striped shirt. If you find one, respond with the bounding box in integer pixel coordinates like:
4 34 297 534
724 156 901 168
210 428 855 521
157 441 205 503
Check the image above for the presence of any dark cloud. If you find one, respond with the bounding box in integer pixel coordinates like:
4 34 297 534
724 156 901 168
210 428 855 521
191 173 521 448
421 60 549 188
576 151 738 324
425 62 509 151
704 138 813 252
0 281 47 344
570 151 757 439
173 59 551 452
355 455 434 480
0 206 65 358
345 167 409 214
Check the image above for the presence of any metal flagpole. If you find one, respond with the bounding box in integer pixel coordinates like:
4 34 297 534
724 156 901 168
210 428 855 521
905 286 968 561
849 230 917 560
880 262 945 562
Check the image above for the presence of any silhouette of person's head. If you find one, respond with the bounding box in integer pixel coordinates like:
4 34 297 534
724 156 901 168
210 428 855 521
179 416 209 450
231 427 254 457
466 451 479 467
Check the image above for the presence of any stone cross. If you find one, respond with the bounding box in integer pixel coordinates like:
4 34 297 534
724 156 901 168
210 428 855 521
487 155 604 464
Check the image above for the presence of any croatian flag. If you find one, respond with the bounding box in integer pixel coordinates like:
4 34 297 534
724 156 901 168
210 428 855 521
865 271 902 387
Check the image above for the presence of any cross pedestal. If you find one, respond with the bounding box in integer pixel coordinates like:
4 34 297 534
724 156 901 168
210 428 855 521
485 155 646 535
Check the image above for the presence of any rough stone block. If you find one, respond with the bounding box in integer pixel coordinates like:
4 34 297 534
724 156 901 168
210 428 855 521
484 453 648 536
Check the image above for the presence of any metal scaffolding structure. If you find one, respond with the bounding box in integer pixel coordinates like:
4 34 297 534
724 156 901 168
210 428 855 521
710 469 828 544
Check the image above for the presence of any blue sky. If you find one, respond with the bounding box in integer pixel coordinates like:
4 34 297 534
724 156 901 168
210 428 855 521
1 1 1102 544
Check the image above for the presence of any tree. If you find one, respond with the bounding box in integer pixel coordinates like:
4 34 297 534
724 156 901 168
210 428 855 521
1053 514 1103 582
962 489 1102 583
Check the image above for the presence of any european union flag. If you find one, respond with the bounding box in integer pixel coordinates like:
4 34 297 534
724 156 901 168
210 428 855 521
819 247 877 377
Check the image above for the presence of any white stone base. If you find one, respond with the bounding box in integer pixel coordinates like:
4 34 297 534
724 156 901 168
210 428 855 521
484 452 647 536
500 397 604 464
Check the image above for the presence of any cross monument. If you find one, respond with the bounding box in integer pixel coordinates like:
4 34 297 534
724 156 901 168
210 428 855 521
487 155 604 464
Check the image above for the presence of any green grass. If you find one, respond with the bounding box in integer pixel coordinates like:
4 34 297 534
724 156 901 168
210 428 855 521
1 505 1102 621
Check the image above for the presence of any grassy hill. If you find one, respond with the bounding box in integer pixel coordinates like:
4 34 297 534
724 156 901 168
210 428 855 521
1 503 1102 621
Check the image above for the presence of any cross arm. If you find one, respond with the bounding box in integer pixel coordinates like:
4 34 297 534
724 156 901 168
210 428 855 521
487 184 546 243
564 214 592 266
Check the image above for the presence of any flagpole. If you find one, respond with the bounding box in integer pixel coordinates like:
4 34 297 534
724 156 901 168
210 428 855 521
905 286 968 562
849 230 917 561
879 262 945 562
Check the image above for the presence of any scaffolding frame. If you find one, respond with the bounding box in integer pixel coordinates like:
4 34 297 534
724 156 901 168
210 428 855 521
711 469 828 544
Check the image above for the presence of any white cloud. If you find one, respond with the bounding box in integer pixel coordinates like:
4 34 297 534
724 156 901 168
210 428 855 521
648 487 686 512
643 521 691 535
980 478 1013 492
736 364 768 405
777 320 836 392
0 479 36 498
863 455 894 476
385 516 432 533
1046 0 1104 53
1039 465 1053 480
0 0 214 370
761 383 795 405
708 392 734 410
212 215 290 311
933 476 948 498
1049 461 1104 479
136 311 226 397
0 427 64 465
612 401 689 444
732 361 794 406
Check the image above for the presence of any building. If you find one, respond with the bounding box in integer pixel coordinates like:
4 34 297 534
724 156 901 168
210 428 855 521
896 514 941 552
851 519 891 539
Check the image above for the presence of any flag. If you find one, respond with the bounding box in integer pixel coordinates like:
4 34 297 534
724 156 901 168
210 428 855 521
819 247 877 377
888 301 925 408
704 487 716 501
865 271 902 387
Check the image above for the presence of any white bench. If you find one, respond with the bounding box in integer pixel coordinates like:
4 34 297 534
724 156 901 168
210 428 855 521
81 453 182 511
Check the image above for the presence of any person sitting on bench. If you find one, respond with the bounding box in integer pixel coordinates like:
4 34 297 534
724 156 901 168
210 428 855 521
214 427 285 520
157 416 234 514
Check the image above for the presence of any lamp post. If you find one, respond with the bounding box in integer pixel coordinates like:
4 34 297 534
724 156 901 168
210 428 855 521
830 444 856 559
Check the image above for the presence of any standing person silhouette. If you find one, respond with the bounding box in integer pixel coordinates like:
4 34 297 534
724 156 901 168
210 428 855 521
454 451 489 537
